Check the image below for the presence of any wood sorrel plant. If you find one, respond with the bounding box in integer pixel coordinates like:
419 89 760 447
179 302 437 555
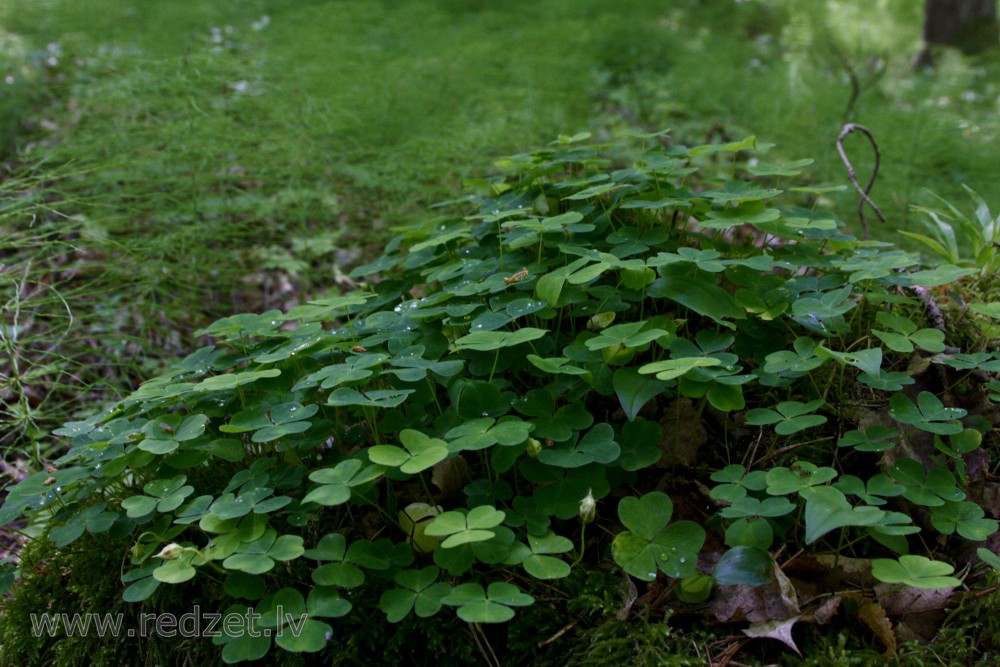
2 131 999 661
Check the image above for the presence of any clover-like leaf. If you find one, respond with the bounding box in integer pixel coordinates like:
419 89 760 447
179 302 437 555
526 355 590 377
257 588 332 654
638 356 721 381
613 368 667 422
386 345 464 381
432 526 515 576
326 387 414 408
834 474 905 506
933 352 997 371
713 546 773 586
121 561 160 602
424 505 506 548
307 586 352 620
935 428 983 458
837 426 900 452
379 566 452 622
292 353 388 391
446 417 533 452
536 423 620 468
719 496 796 519
871 555 961 589
305 534 365 588
930 500 999 541
816 345 882 377
617 418 663 472
800 486 883 544
303 459 385 506
120 475 194 518
765 462 837 495
153 550 200 584
872 312 946 353
888 392 966 435
978 548 1000 572
746 400 826 435
48 502 120 547
709 464 768 502
611 492 705 581
209 486 289 520
369 429 449 474
442 581 533 623
139 414 208 454
584 321 669 351
223 530 305 575
857 370 915 392
504 531 574 579
221 402 319 444
193 369 281 393
452 327 548 351
212 603 272 663
886 458 965 507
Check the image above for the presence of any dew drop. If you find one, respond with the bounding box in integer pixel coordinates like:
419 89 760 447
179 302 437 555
671 546 678 553
647 572 657 579
55 487 62 492
481 412 489 417
679 556 686 564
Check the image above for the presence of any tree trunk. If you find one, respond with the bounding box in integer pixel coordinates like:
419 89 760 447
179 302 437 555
923 0 999 53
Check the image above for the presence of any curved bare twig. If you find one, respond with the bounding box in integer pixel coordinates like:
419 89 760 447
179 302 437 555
836 123 887 239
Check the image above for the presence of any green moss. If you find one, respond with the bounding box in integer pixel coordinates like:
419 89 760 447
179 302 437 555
0 534 232 666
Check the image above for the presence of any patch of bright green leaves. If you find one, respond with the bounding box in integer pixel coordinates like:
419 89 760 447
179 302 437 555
4 132 999 662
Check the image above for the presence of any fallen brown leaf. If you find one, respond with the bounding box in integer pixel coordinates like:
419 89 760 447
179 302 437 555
875 583 951 643
847 592 896 657
711 562 800 624
742 616 802 656
811 595 841 625
431 456 468 495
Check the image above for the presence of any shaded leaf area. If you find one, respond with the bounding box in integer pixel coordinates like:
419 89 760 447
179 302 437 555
2 129 1000 666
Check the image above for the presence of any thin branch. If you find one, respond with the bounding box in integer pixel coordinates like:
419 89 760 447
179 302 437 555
829 44 887 121
537 619 579 648
908 284 946 332
836 123 887 239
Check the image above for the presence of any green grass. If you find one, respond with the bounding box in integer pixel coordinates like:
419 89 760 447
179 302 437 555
5 0 660 208
0 0 681 455
605 0 1000 238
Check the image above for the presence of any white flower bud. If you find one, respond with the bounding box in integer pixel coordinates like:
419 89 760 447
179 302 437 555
155 543 185 560
579 489 596 524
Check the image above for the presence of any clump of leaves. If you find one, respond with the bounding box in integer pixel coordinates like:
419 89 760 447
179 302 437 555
2 131 999 663
903 185 1000 280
